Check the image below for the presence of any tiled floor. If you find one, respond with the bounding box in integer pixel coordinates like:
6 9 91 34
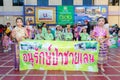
0 46 120 80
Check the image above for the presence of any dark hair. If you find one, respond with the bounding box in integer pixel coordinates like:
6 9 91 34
16 17 23 22
38 27 42 30
104 18 108 24
7 22 11 24
97 17 105 21
0 24 4 28
41 23 46 28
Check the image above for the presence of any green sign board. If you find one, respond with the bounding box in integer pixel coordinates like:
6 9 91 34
57 6 74 25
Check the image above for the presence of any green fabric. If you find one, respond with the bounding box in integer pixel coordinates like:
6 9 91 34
55 31 62 41
42 27 47 36
45 33 54 40
35 33 44 40
64 32 73 41
80 33 89 41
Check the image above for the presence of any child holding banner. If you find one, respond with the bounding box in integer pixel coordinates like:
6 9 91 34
80 28 90 41
11 17 28 70
41 23 47 39
92 17 110 72
55 25 62 41
25 20 32 39
64 28 73 41
45 29 54 40
35 28 44 40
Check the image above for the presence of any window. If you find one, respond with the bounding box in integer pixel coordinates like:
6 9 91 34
0 0 3 6
62 0 73 5
37 0 48 6
109 0 119 6
83 0 92 6
13 0 24 6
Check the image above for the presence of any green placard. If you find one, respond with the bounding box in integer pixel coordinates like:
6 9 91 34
57 6 74 25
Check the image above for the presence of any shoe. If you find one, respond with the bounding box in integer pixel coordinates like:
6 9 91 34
14 68 19 71
101 68 105 72
3 50 7 53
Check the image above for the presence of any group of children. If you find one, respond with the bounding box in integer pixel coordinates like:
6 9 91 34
1 17 120 72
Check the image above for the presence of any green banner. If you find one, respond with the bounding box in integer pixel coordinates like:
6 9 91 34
57 6 74 25
19 40 99 72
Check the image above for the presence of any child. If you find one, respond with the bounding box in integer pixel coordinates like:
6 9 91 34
25 20 32 39
92 17 109 72
72 24 79 41
11 17 28 71
45 29 54 40
118 29 120 47
41 23 47 38
35 28 44 40
64 28 73 41
80 28 90 41
31 26 36 39
2 32 9 52
55 25 62 41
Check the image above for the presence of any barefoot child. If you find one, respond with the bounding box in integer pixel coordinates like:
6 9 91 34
11 17 28 70
92 17 110 72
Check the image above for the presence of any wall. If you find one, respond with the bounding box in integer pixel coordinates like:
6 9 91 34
108 6 120 27
0 0 120 27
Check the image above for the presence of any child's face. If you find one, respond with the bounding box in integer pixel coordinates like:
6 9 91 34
67 28 70 32
16 19 23 27
67 24 71 28
83 28 87 33
26 21 30 25
97 18 105 26
57 27 60 30
43 24 46 27
59 26 62 30
38 29 42 33
48 30 51 33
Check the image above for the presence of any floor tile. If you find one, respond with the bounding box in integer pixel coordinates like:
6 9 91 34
66 71 83 75
24 76 43 80
114 67 120 71
108 76 120 80
47 70 64 74
88 76 108 80
2 76 22 80
0 67 13 74
104 67 120 75
84 71 103 75
0 61 7 66
108 62 120 66
46 76 64 80
28 70 45 75
8 69 27 75
4 62 14 66
67 76 86 80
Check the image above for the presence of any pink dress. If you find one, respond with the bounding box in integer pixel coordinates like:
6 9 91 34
26 26 32 38
2 35 9 47
93 26 108 64
93 26 106 38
